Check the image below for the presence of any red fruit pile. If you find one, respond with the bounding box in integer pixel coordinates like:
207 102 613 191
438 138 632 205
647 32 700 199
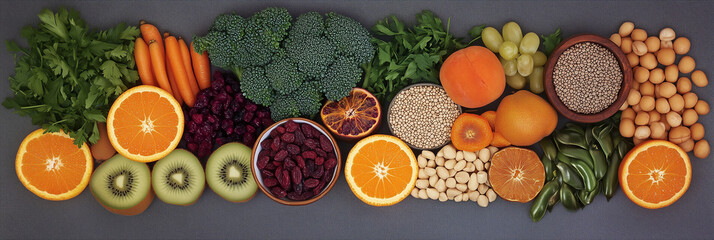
257 120 338 201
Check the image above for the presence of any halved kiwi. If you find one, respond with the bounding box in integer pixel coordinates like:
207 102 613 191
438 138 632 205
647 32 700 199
206 142 257 202
90 154 153 216
152 149 205 206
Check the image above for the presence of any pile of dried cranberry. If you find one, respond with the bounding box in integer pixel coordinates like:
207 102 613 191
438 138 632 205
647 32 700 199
257 120 338 201
184 71 274 158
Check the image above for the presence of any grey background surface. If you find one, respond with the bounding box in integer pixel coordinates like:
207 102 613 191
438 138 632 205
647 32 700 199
1 0 713 239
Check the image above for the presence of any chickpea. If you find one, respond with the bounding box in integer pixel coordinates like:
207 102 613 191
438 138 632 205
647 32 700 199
659 28 676 41
662 114 672 131
627 89 642 106
673 37 691 55
627 52 639 66
668 126 691 144
632 80 641 91
619 22 635 37
620 101 629 111
634 126 651 140
668 94 685 112
655 98 671 114
661 40 673 49
649 111 661 123
610 33 622 47
658 82 677 98
691 70 708 87
656 48 676 66
676 77 692 94
666 111 683 128
631 28 647 41
694 100 709 115
632 41 647 56
650 122 667 140
664 65 679 83
639 81 654 96
683 92 698 109
678 56 695 74
634 67 650 83
634 111 650 125
682 109 698 126
639 96 656 112
620 118 635 138
694 140 710 159
645 36 660 52
679 139 695 152
621 37 633 54
621 108 636 120
649 68 665 84
690 123 705 141
640 53 658 70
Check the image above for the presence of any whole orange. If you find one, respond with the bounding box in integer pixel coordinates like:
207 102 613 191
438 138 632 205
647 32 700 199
440 46 505 108
495 90 558 146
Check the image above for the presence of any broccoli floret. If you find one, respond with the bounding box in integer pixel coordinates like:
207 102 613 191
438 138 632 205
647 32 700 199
321 56 363 101
233 34 274 69
248 7 292 50
240 67 273 106
293 81 323 116
289 12 325 37
285 35 336 79
269 94 299 121
193 31 235 71
324 12 374 64
266 52 305 95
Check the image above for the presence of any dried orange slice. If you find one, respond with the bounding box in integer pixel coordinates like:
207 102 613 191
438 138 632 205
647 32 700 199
619 140 691 209
345 134 417 206
488 147 545 202
16 129 93 201
321 88 381 140
107 85 184 163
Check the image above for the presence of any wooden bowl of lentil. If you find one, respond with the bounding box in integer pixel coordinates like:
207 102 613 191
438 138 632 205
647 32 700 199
544 34 632 123
387 83 462 150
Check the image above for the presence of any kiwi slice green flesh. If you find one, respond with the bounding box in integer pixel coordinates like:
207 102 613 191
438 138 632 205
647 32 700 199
90 154 151 210
152 149 205 206
206 142 257 202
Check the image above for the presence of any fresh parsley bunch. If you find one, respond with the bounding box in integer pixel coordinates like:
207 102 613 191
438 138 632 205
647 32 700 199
3 8 140 146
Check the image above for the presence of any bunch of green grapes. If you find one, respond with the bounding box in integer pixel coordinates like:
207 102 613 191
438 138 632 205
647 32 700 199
482 22 547 93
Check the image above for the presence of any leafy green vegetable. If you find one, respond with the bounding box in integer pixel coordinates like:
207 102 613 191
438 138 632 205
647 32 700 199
3 8 140 146
362 10 477 102
541 28 562 56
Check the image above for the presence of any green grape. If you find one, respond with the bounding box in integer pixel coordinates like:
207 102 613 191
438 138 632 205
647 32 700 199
499 41 519 61
482 27 504 52
533 51 547 66
517 54 534 76
502 21 523 45
519 32 540 55
529 67 545 93
501 58 517 76
506 74 527 89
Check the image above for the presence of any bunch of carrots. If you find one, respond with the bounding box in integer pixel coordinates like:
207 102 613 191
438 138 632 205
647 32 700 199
134 20 211 107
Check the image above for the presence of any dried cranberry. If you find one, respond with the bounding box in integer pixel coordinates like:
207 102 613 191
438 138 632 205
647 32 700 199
260 139 272 149
187 143 198 152
256 110 269 119
264 162 277 170
315 148 326 157
281 133 295 143
328 153 337 161
245 102 258 112
245 125 256 134
293 182 303 195
261 118 274 127
272 161 282 167
321 170 333 183
302 151 317 159
285 120 299 132
261 169 274 178
241 134 254 146
263 177 278 187
291 168 303 184
304 178 320 188
313 182 326 195
243 111 254 122
287 192 306 201
301 191 315 200
294 130 305 144
270 138 281 152
274 150 288 161
269 128 280 138
286 144 300 155
319 135 333 152
284 158 296 169
305 139 319 149
279 170 291 189
295 156 306 169
301 124 314 138
276 126 286 134
311 166 324 179
257 156 270 169
271 187 287 198
325 158 337 170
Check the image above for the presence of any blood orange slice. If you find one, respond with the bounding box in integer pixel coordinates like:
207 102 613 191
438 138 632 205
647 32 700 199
321 88 381 140
488 147 545 202
16 129 93 201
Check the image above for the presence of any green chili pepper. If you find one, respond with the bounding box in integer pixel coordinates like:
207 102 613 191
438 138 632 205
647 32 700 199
560 145 594 169
555 130 587 149
604 147 622 200
556 162 583 190
585 126 594 145
539 137 558 161
559 182 579 211
547 186 560 212
542 155 555 181
569 159 597 192
617 140 630 159
557 152 572 165
530 180 560 222
589 144 608 180
598 130 614 158
582 182 600 205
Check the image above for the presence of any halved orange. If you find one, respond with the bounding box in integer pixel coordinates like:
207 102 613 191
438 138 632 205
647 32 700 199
321 88 381 140
619 140 691 209
107 85 184 163
16 129 93 201
488 147 545 202
345 134 417 206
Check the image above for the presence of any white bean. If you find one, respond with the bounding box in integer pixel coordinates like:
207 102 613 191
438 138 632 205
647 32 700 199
446 189 461 198
477 171 488 184
437 149 444 157
454 160 466 171
488 146 499 156
418 189 428 199
468 173 478 190
435 157 445 166
465 163 475 172
456 151 464 160
427 159 435 168
469 191 480 201
435 179 446 192
478 184 489 194
416 179 429 189
411 188 419 198
445 178 456 188
439 192 448 202
418 169 428 179
479 148 491 162
455 171 470 183
464 151 477 161
475 161 484 171
461 193 470 202
486 189 497 202
443 145 457 159
448 169 456 177
477 194 489 207
454 194 463 202
444 159 456 170
429 175 438 187
425 167 436 176
427 188 439 200
456 183 467 192
485 162 491 170
417 155 427 168
436 167 449 179
422 150 435 160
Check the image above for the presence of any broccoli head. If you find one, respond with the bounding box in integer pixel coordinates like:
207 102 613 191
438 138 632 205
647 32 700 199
248 7 292 50
321 56 363 101
266 52 305 95
293 81 323 116
239 67 273 106
289 12 325 37
269 94 299 121
324 12 374 64
285 35 336 79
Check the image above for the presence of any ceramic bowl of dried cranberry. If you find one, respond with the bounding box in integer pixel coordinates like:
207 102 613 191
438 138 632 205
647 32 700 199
251 118 341 205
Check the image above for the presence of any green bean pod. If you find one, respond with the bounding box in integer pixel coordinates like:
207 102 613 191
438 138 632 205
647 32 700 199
560 145 594 169
598 130 614 158
530 180 560 222
617 140 630 159
542 155 555 181
539 137 558 161
559 182 580 211
555 130 587 149
589 145 608 180
569 159 597 192
547 186 560 212
603 150 621 200
564 122 585 135
556 152 572 165
556 162 583 190
581 183 600 205
610 130 622 154
585 126 594 145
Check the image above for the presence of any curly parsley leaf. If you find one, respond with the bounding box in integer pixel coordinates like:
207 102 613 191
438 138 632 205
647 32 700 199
541 28 562 56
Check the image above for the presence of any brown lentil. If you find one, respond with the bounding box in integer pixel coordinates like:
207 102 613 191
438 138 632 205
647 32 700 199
388 85 460 149
553 42 623 114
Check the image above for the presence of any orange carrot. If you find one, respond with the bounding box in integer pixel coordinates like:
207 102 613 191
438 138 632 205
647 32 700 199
140 20 164 57
178 37 200 96
190 41 211 90
164 36 196 107
166 57 184 105
134 38 156 86
148 40 172 94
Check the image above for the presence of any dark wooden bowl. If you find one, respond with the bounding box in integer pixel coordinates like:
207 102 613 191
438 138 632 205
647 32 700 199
544 34 632 123
251 118 341 206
